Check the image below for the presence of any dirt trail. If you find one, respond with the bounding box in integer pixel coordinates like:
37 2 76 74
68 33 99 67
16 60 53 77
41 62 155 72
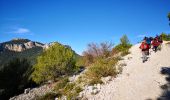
87 41 170 100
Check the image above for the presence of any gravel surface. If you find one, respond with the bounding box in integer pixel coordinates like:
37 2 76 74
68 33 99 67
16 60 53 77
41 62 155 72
86 42 170 100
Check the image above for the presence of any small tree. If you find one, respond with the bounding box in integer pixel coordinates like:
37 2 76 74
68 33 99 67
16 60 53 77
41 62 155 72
83 42 113 66
31 42 76 84
161 33 170 41
112 34 132 56
120 35 130 46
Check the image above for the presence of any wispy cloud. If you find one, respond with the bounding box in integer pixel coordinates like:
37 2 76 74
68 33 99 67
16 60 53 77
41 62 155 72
7 27 32 34
13 28 30 34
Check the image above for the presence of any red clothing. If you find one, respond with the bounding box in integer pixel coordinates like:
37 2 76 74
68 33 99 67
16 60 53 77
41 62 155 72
152 40 160 46
140 42 149 51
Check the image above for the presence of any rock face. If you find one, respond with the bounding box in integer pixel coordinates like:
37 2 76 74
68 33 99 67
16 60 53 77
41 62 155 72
0 39 44 52
4 44 26 52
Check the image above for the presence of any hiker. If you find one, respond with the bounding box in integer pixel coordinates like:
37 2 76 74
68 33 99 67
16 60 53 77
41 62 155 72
151 38 160 53
139 39 150 63
146 37 153 48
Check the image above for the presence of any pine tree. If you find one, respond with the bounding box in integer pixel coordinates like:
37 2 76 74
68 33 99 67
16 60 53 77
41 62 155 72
31 42 77 84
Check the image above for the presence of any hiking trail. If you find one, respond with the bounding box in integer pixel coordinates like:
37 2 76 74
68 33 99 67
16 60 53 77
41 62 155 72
86 41 170 100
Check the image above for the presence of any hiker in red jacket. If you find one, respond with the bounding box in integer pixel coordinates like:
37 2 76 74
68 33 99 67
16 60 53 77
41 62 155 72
151 38 160 52
139 40 150 63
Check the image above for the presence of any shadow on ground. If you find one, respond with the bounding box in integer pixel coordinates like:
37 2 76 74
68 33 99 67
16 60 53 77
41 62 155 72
157 67 170 100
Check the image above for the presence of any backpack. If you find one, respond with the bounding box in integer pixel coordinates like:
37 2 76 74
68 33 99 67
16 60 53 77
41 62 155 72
146 39 151 44
140 43 149 50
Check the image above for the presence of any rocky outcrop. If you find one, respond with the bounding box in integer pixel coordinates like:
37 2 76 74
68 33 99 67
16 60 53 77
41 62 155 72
4 44 26 52
0 39 44 52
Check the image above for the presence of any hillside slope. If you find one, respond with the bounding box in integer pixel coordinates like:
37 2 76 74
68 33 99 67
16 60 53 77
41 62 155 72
0 39 44 68
86 41 170 100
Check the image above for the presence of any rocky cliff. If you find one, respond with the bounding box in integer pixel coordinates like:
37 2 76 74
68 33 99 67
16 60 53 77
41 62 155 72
0 38 44 52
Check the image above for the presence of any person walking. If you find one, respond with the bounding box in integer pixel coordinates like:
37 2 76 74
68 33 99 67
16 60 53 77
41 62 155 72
139 39 150 63
151 38 160 53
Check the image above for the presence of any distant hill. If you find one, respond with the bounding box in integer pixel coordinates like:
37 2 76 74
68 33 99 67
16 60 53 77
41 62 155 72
0 39 44 68
0 38 44 52
0 39 80 68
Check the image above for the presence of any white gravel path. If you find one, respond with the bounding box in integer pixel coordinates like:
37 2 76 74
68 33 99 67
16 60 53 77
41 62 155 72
86 42 170 100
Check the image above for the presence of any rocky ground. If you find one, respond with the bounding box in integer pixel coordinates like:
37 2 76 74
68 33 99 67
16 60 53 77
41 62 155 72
10 41 170 100
84 41 170 100
9 84 54 100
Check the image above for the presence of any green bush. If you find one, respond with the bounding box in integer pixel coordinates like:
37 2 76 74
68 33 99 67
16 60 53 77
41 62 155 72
85 58 118 85
75 86 83 93
112 35 132 56
63 83 83 100
54 77 69 91
161 33 170 41
63 83 75 95
31 42 77 84
54 80 83 100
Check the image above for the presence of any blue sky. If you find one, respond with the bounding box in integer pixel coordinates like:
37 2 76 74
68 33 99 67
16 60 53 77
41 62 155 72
0 0 170 54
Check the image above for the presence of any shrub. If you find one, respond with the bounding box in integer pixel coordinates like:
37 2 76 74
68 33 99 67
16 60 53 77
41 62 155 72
63 83 83 100
66 86 83 99
161 33 170 41
54 80 83 100
63 83 75 95
112 35 132 56
75 86 83 93
83 42 113 66
54 77 69 91
85 58 118 85
31 42 77 84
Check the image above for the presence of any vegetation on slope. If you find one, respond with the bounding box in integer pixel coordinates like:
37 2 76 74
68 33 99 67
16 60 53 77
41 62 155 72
0 58 35 100
161 33 170 41
0 47 43 69
31 42 79 84
112 35 132 56
0 39 44 68
82 35 132 85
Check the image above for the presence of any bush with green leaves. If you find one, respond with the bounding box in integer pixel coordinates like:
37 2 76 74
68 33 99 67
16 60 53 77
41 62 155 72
85 57 118 85
53 80 83 100
161 33 170 41
112 35 132 56
63 83 83 100
31 42 77 84
54 77 69 91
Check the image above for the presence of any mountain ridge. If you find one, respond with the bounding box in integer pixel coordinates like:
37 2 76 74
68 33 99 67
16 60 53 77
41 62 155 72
0 39 80 68
0 38 44 52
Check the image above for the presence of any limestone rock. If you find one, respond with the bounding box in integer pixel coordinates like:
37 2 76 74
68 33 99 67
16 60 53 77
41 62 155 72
101 76 112 84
